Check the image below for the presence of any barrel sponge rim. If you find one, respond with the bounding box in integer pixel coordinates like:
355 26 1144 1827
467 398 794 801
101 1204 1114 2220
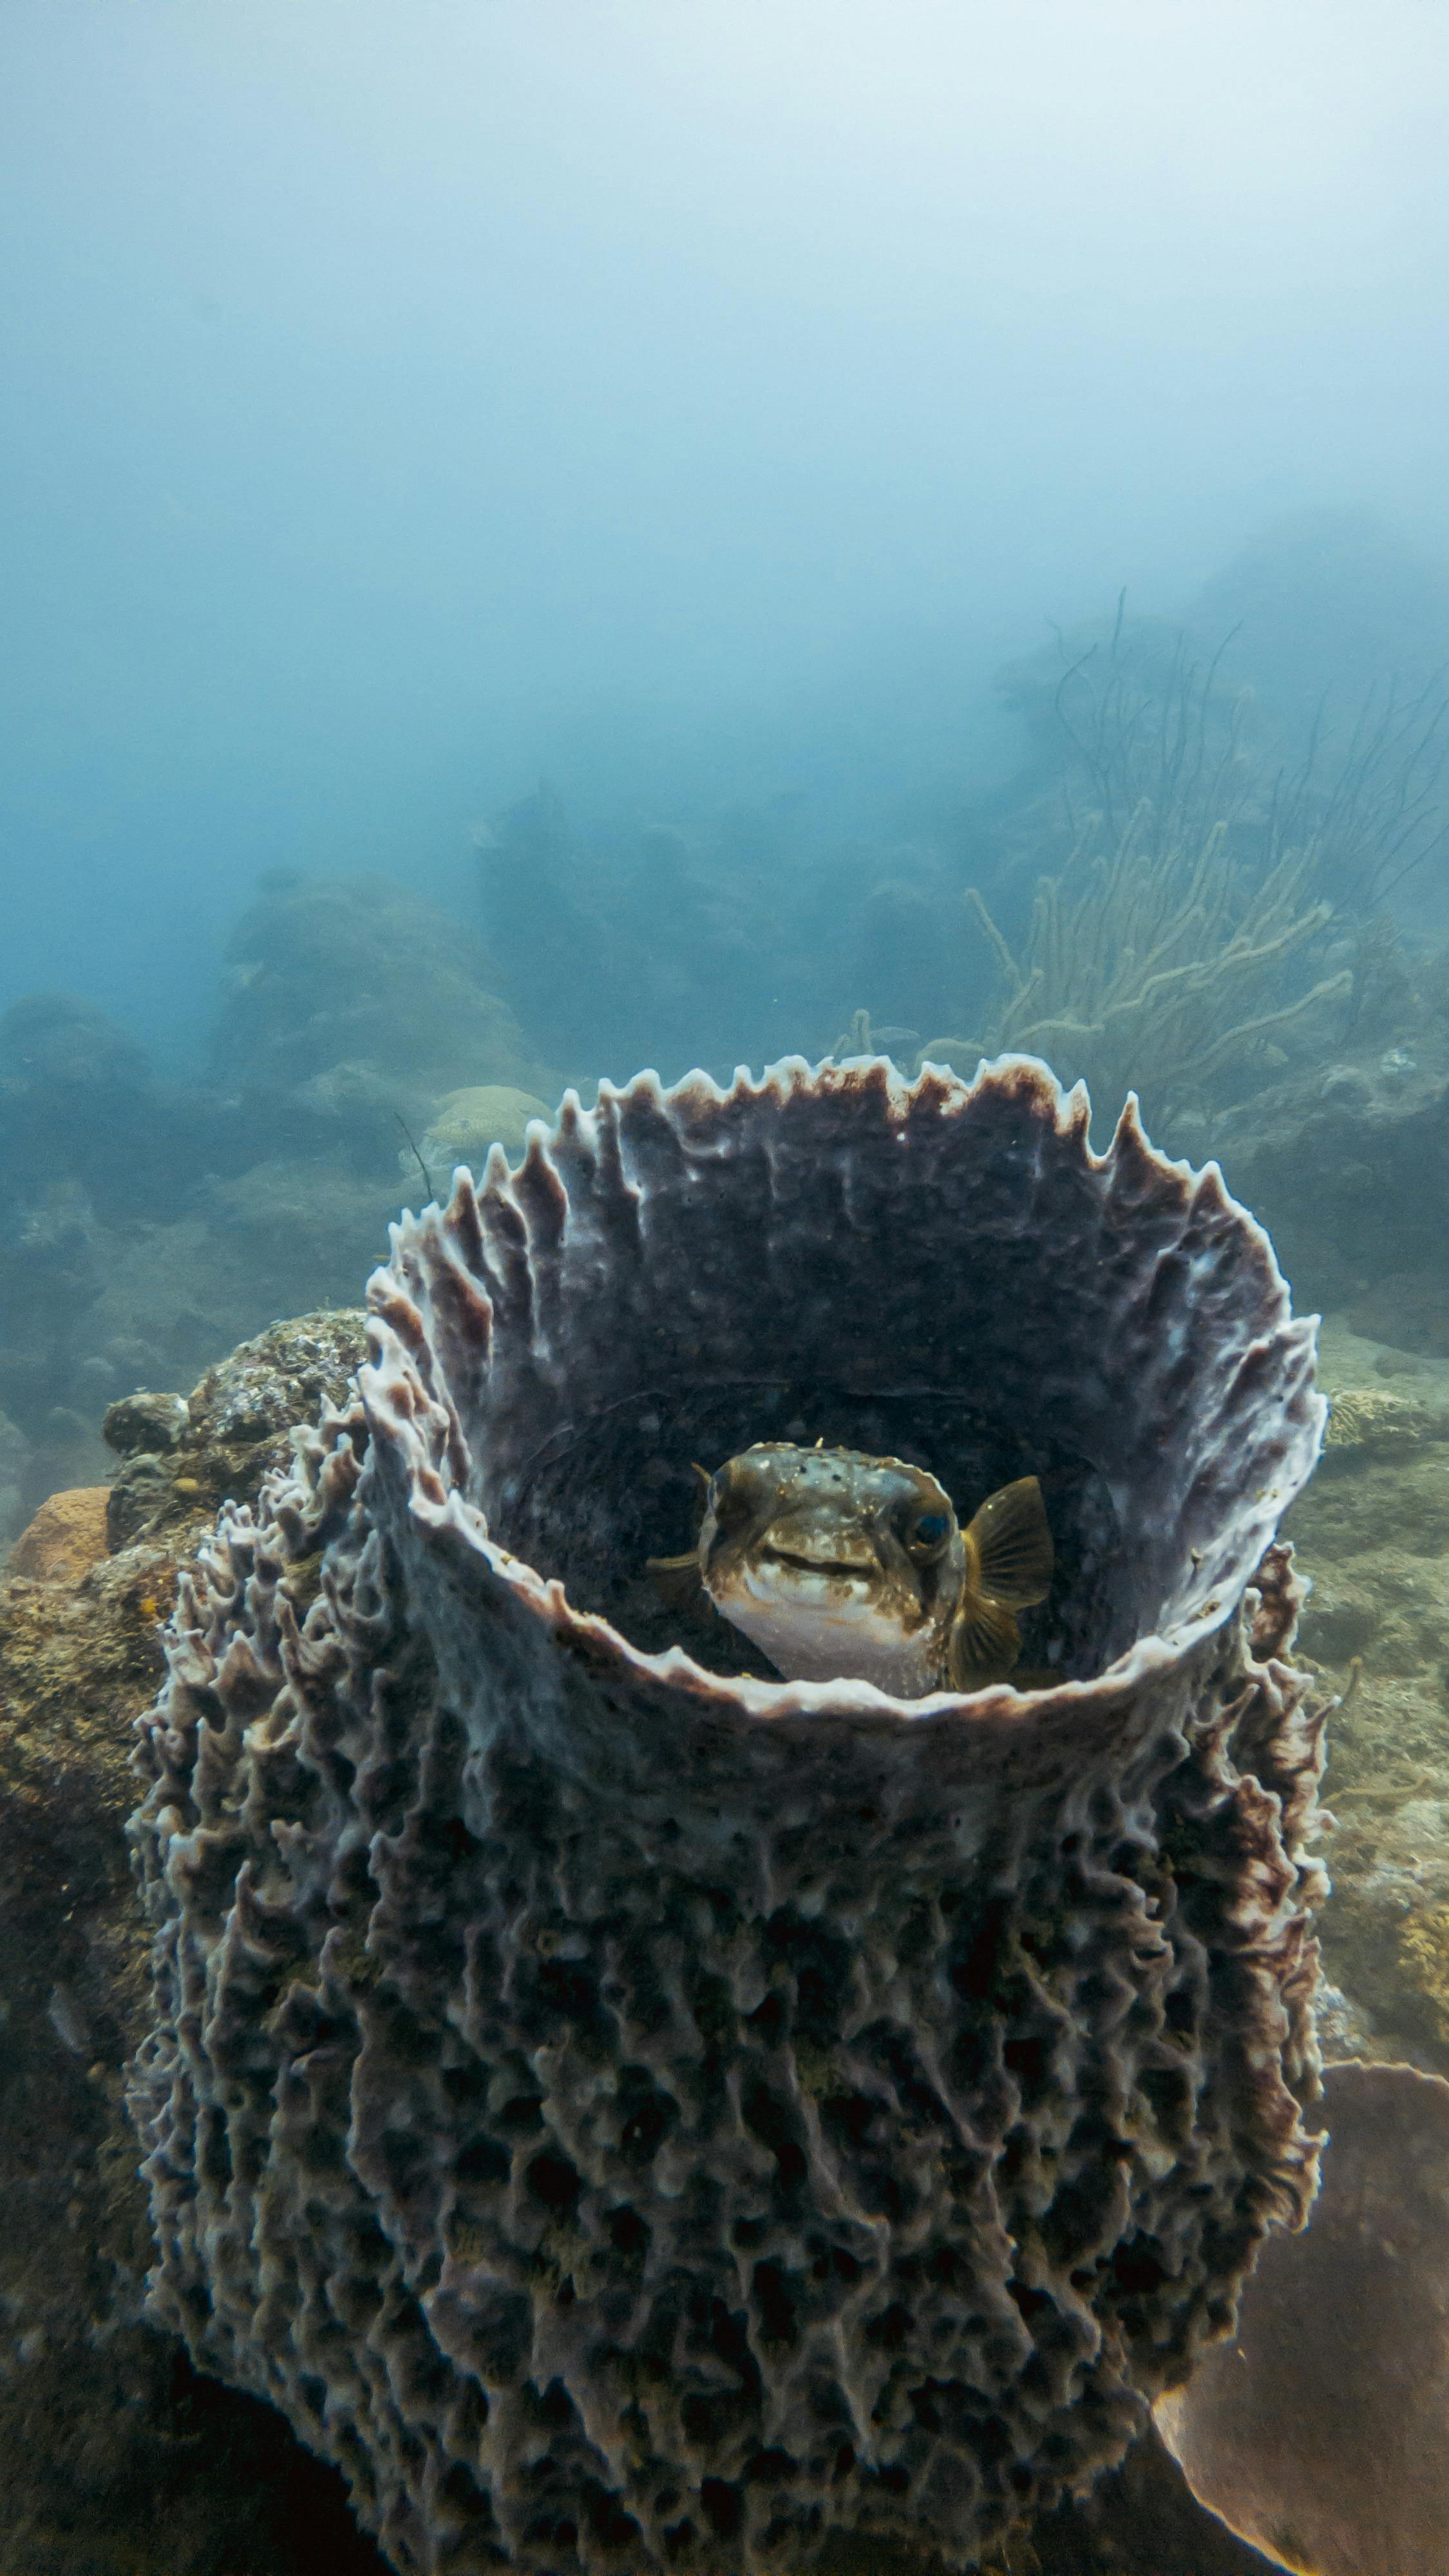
359 1049 1325 1737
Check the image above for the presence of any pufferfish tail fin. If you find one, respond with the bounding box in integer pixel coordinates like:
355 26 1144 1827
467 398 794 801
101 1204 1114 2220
963 1475 1054 1608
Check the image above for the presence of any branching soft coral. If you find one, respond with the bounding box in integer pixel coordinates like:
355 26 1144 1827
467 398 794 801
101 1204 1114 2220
913 808 1350 1129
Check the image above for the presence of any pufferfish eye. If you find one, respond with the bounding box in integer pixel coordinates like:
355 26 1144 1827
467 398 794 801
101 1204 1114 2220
911 1511 951 1550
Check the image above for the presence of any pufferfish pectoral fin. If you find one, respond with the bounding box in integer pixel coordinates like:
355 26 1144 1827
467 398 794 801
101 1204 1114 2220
949 1477 1054 1686
645 1549 704 1609
645 1464 714 1607
963 1475 1054 1609
947 1591 1025 1689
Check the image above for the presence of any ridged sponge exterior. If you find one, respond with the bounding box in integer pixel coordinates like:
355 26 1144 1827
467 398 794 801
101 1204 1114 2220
129 1055 1327 2574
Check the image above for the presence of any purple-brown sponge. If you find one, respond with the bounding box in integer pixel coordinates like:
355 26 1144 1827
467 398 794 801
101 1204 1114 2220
128 1056 1328 2575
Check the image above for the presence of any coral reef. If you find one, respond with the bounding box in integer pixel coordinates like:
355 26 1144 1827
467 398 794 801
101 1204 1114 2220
129 1057 1324 2576
0 994 230 1511
978 612 1267 916
0 873 554 1535
1211 1004 1449 1332
826 596 1449 1147
1274 1321 1449 2069
1189 506 1449 750
475 785 975 1091
7 1484 109 1583
191 1160 407 1331
978 584 1449 931
0 1406 30 1559
0 1314 381 2576
213 871 538 1121
821 585 1449 1150
6 583 1446 1551
0 992 166 1220
476 787 806 1085
0 1174 115 1505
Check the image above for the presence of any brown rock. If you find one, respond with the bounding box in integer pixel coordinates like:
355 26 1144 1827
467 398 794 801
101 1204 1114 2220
1157 2061 1449 2576
8 1484 110 1582
102 1388 189 1458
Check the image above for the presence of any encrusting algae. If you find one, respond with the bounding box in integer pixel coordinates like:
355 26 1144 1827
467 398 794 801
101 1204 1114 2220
1399 1904 1449 2043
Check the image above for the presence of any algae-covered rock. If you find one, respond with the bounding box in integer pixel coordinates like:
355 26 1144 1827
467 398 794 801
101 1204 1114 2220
102 1392 191 1459
0 1314 384 2576
1281 1323 1449 2068
101 1309 367 1554
1323 1385 1449 1452
8 1485 110 1584
213 872 539 1113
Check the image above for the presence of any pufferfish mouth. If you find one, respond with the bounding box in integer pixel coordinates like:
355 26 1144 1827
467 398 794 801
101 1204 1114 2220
755 1542 882 1580
735 1550 895 1616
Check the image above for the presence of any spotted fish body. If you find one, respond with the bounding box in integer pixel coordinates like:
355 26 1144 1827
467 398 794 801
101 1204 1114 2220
687 1439 1054 1694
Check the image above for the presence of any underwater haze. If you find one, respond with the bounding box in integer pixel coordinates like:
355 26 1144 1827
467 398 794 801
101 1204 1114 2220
5 0 1449 1053
10 6 1449 2575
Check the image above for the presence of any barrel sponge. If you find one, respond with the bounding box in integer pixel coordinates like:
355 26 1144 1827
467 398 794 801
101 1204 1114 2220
128 1055 1327 2576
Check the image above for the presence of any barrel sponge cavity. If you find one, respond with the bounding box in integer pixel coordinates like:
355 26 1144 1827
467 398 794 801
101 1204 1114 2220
384 1054 1321 1678
128 1055 1328 2576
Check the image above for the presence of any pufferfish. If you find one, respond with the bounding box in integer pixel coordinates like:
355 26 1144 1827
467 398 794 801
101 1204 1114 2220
650 1441 1053 1696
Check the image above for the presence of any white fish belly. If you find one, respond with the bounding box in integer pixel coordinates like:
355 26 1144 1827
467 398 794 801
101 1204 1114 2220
717 1580 936 1695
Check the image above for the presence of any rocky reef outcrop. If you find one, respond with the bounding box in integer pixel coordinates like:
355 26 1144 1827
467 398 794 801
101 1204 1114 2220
1213 1033 1449 1346
0 1312 377 2576
213 869 544 1127
128 1056 1325 2575
0 873 558 1536
1270 1320 1449 2071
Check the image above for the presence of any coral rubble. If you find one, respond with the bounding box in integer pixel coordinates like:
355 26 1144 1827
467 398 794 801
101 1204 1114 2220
129 1056 1325 2575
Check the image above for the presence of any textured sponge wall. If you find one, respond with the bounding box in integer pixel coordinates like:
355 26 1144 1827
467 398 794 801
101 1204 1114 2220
128 1057 1327 2575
